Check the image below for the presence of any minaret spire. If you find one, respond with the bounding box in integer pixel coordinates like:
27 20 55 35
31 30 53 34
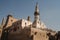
34 2 39 15
34 2 40 21
33 2 40 28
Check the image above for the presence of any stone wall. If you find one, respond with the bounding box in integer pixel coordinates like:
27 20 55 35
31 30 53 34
30 28 49 40
1 26 57 40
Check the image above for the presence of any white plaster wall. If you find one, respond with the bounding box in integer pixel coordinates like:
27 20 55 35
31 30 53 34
21 19 32 29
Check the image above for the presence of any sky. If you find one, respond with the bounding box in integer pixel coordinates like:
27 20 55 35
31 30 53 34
0 0 60 31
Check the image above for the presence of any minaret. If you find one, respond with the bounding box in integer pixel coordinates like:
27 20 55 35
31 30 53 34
1 17 5 28
33 3 40 28
34 2 40 21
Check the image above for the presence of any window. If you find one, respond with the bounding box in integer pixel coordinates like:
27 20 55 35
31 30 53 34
34 32 37 35
11 20 13 22
25 22 26 26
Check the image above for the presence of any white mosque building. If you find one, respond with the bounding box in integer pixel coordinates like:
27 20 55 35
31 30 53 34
1 3 46 30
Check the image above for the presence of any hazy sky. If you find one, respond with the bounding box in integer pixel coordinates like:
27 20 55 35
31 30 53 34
0 0 60 31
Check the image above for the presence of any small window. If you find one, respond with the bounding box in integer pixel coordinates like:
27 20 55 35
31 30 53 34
34 32 37 35
11 20 13 22
25 22 26 26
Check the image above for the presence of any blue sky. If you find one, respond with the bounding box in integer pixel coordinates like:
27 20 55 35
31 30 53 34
0 0 60 31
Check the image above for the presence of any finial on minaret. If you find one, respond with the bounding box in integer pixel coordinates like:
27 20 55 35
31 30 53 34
35 2 39 12
27 16 30 21
34 2 39 15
